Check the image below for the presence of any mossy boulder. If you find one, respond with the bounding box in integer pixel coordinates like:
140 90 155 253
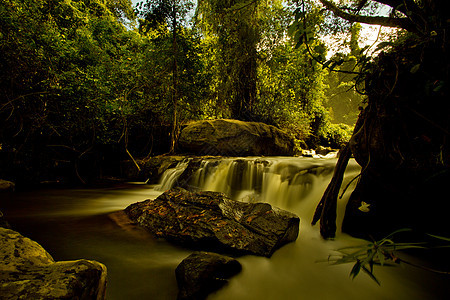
0 227 107 299
178 119 295 156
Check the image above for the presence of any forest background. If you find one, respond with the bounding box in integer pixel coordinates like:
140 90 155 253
0 0 394 185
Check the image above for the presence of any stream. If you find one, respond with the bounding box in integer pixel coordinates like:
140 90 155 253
1 156 448 299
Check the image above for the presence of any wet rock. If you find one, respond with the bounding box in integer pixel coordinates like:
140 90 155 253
175 251 241 300
179 119 295 156
122 155 187 183
0 227 107 299
125 187 300 257
315 146 334 156
174 158 203 190
0 179 15 192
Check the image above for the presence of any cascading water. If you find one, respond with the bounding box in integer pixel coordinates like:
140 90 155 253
156 156 359 225
155 158 191 191
1 156 448 299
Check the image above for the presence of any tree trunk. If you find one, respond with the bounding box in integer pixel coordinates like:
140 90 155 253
169 4 178 154
311 143 351 239
341 37 449 239
312 111 365 239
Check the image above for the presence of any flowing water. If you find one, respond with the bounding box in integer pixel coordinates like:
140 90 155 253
1 156 448 299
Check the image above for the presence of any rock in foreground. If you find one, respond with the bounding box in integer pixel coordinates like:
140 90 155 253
125 188 300 257
0 227 107 299
176 251 241 300
179 119 295 156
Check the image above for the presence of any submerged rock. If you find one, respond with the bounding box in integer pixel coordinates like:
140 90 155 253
0 227 107 299
178 119 295 156
175 251 241 300
125 187 300 257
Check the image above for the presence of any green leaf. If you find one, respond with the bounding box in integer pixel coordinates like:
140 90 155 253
377 250 385 266
382 228 412 240
375 41 393 51
380 238 394 246
306 32 315 42
427 233 450 242
361 266 381 285
410 64 421 74
287 22 298 37
391 245 427 251
432 80 445 92
350 261 362 279
314 44 326 59
294 29 304 43
335 244 368 251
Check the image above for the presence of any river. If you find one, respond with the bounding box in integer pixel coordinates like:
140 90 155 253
1 156 448 299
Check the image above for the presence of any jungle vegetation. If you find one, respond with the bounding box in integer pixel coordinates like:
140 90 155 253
3 0 443 186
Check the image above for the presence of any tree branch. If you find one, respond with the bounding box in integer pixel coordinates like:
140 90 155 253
374 0 421 16
318 0 414 31
305 44 361 75
0 92 51 111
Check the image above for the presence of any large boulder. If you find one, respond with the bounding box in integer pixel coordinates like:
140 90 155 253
125 187 300 257
178 119 295 156
175 251 242 300
0 227 107 299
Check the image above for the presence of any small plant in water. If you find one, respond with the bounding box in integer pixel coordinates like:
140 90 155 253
323 229 450 285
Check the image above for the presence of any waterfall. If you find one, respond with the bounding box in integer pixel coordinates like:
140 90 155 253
155 156 361 226
155 158 191 191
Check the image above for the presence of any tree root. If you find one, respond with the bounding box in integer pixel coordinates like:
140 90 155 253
311 143 351 239
312 110 365 239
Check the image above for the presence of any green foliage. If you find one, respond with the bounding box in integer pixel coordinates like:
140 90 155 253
106 0 136 23
139 26 209 120
0 0 367 182
137 0 193 30
0 0 145 154
324 55 365 126
137 0 202 153
324 229 450 284
319 123 353 148
196 0 263 120
256 36 330 145
289 3 367 130
195 1 344 148
326 229 423 284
